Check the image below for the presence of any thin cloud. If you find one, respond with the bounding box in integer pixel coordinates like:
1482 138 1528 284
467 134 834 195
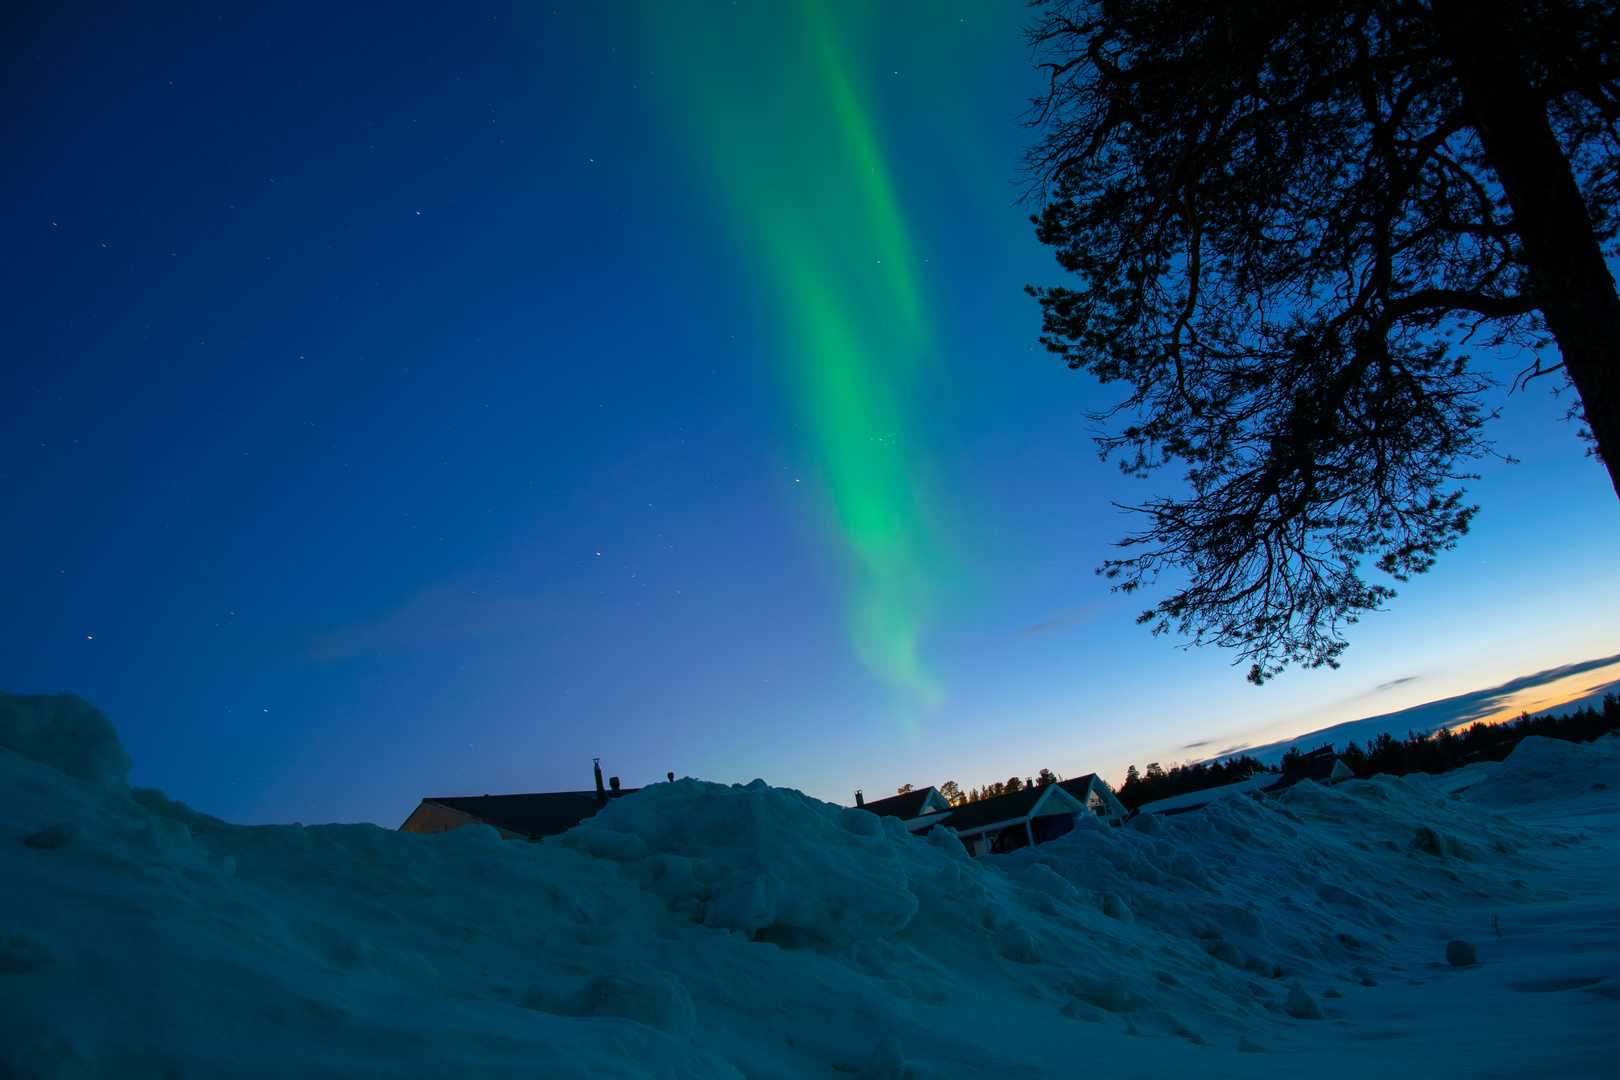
1018 600 1105 637
298 585 560 664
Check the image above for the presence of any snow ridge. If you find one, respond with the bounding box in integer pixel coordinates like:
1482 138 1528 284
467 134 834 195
3 695 1617 1078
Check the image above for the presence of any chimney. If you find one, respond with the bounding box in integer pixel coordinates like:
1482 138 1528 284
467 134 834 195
593 758 606 802
609 776 621 792
855 790 865 807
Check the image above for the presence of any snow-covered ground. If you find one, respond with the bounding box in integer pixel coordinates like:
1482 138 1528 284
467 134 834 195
3 691 1617 1079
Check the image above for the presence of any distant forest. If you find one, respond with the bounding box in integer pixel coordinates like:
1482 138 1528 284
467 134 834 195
1114 693 1620 810
906 694 1620 812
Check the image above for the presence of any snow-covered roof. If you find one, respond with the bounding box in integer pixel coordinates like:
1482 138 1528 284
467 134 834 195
1134 757 1355 817
1132 771 1278 816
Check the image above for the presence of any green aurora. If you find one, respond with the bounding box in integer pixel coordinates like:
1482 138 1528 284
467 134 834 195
643 2 944 701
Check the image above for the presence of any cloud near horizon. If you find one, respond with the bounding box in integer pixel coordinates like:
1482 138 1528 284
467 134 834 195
1227 652 1620 766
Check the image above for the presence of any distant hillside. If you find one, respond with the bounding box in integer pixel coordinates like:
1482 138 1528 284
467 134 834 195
1120 694 1619 811
1230 653 1620 767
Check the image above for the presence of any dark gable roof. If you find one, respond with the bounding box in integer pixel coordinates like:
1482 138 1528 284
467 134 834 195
426 789 638 841
938 784 1059 833
1056 774 1100 800
857 788 937 820
1270 756 1347 791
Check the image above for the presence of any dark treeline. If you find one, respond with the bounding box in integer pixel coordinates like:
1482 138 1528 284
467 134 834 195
1116 754 1275 810
1117 694 1620 811
1328 694 1619 780
921 770 1061 807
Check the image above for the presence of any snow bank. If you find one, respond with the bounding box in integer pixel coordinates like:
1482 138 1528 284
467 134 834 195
3 699 1616 1078
1463 733 1620 807
0 691 131 793
571 777 920 949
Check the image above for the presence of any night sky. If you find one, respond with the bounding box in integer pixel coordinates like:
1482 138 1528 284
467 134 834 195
5 0 1618 827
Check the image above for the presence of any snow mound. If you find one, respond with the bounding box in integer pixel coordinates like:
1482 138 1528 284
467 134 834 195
570 777 918 949
0 691 131 793
2 695 1615 1078
1464 733 1620 806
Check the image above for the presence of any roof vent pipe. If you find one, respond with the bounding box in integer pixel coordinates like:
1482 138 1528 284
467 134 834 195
593 758 606 802
855 790 864 807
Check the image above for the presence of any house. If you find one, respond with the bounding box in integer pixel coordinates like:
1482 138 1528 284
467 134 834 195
1128 771 1277 817
1268 752 1356 792
1055 773 1129 827
851 775 1127 856
399 759 640 841
930 782 1089 857
1131 754 1355 818
852 786 955 832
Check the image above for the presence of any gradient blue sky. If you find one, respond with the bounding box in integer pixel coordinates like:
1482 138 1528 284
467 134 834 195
5 0 1618 826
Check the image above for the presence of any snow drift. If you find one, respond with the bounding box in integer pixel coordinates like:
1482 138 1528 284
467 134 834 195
2 691 1616 1079
1463 732 1620 808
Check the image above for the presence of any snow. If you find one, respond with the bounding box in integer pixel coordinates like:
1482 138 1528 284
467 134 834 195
0 693 132 794
2 690 1617 1078
1462 732 1620 809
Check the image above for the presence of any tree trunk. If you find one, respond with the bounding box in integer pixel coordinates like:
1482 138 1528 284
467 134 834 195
1434 0 1620 501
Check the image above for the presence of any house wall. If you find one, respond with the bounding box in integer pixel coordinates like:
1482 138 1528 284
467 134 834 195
955 812 1081 857
1031 813 1077 844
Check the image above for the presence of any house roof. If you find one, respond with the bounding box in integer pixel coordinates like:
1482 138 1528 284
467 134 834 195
937 783 1084 835
1271 756 1354 791
857 787 949 820
416 789 637 840
1057 773 1126 815
1132 771 1277 816
1132 756 1354 817
1056 773 1099 795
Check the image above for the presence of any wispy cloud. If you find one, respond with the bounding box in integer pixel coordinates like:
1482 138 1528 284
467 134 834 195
1019 600 1105 637
297 585 560 664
